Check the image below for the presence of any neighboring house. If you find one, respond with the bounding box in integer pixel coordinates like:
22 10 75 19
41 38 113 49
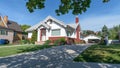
83 34 101 43
26 16 81 44
0 16 22 44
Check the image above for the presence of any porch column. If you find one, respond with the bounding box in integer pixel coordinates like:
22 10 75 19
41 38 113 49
37 28 40 42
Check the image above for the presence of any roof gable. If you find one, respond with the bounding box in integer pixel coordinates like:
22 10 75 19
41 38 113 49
26 16 66 32
7 20 22 32
83 34 101 39
44 16 66 27
0 16 22 32
26 16 81 32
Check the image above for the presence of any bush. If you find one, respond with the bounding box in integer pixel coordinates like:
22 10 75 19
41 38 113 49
53 38 66 45
59 38 66 45
99 37 105 45
20 39 30 44
75 40 86 44
43 40 51 45
54 39 60 45
31 31 37 44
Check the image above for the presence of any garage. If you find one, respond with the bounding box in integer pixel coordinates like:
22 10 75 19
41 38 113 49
83 34 101 43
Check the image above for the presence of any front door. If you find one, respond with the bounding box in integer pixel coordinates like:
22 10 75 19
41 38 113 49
41 29 46 41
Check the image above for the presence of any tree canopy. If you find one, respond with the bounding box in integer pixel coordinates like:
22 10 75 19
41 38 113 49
20 24 31 32
98 24 120 40
26 0 110 16
102 25 109 37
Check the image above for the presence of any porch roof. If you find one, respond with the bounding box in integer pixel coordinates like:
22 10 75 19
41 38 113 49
25 22 50 32
67 23 79 30
26 16 66 32
25 16 80 32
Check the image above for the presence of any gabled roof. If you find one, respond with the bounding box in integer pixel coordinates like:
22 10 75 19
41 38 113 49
26 16 66 32
83 34 101 39
7 20 22 32
26 16 80 32
44 16 66 27
0 16 22 32
26 22 50 32
0 26 13 30
67 23 79 29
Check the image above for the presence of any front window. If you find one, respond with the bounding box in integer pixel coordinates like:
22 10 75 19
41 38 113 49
0 30 8 35
51 29 60 36
14 32 17 36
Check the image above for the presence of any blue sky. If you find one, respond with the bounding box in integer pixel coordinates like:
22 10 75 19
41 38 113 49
0 0 120 31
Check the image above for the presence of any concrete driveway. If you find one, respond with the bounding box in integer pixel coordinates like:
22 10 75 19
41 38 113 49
0 45 120 68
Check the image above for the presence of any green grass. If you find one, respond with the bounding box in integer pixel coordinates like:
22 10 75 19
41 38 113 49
74 44 120 64
0 44 54 57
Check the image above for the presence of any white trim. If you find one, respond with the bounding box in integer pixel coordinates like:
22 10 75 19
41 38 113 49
26 16 67 32
37 28 40 42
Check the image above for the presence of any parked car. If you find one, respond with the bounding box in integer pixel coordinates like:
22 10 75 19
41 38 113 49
0 39 9 45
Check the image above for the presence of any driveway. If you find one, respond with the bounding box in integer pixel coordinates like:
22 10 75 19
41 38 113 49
0 45 120 68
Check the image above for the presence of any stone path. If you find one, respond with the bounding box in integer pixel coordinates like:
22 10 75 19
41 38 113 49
0 45 120 68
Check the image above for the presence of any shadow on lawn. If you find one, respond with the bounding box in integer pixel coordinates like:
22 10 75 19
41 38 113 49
74 44 120 64
17 45 54 53
0 45 120 68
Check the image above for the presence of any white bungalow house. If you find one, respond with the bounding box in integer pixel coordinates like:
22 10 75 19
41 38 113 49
26 16 81 44
83 34 101 43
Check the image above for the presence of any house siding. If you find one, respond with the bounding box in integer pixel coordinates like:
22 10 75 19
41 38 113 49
50 21 66 37
28 32 32 39
0 30 14 43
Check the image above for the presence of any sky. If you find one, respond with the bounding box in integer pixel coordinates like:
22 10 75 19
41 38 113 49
0 0 120 31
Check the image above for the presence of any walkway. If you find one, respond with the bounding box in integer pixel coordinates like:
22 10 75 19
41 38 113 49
0 45 120 68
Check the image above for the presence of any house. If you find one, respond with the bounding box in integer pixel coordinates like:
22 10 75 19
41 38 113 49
26 16 81 44
0 16 22 44
83 34 101 43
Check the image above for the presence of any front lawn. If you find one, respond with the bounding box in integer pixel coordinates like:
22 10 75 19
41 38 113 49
74 44 120 64
0 45 54 57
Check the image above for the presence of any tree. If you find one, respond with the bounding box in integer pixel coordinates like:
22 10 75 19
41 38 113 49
82 30 95 36
102 25 109 37
109 25 120 39
20 24 31 32
26 0 110 15
31 31 37 44
100 25 109 45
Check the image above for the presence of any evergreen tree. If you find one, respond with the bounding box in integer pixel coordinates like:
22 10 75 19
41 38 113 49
102 25 109 37
31 31 37 44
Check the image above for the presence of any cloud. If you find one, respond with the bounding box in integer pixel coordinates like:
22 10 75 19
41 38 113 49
80 15 120 31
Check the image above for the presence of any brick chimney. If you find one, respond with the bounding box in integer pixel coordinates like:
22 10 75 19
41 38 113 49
75 16 80 41
4 16 8 24
75 16 79 24
0 16 2 21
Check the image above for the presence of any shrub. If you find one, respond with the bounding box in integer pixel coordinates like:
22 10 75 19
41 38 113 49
31 31 37 44
20 39 30 44
54 39 60 45
59 38 66 45
53 38 66 45
99 37 105 45
75 40 86 44
43 40 51 45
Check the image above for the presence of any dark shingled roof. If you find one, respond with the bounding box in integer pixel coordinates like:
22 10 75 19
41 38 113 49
7 20 22 32
0 26 9 29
